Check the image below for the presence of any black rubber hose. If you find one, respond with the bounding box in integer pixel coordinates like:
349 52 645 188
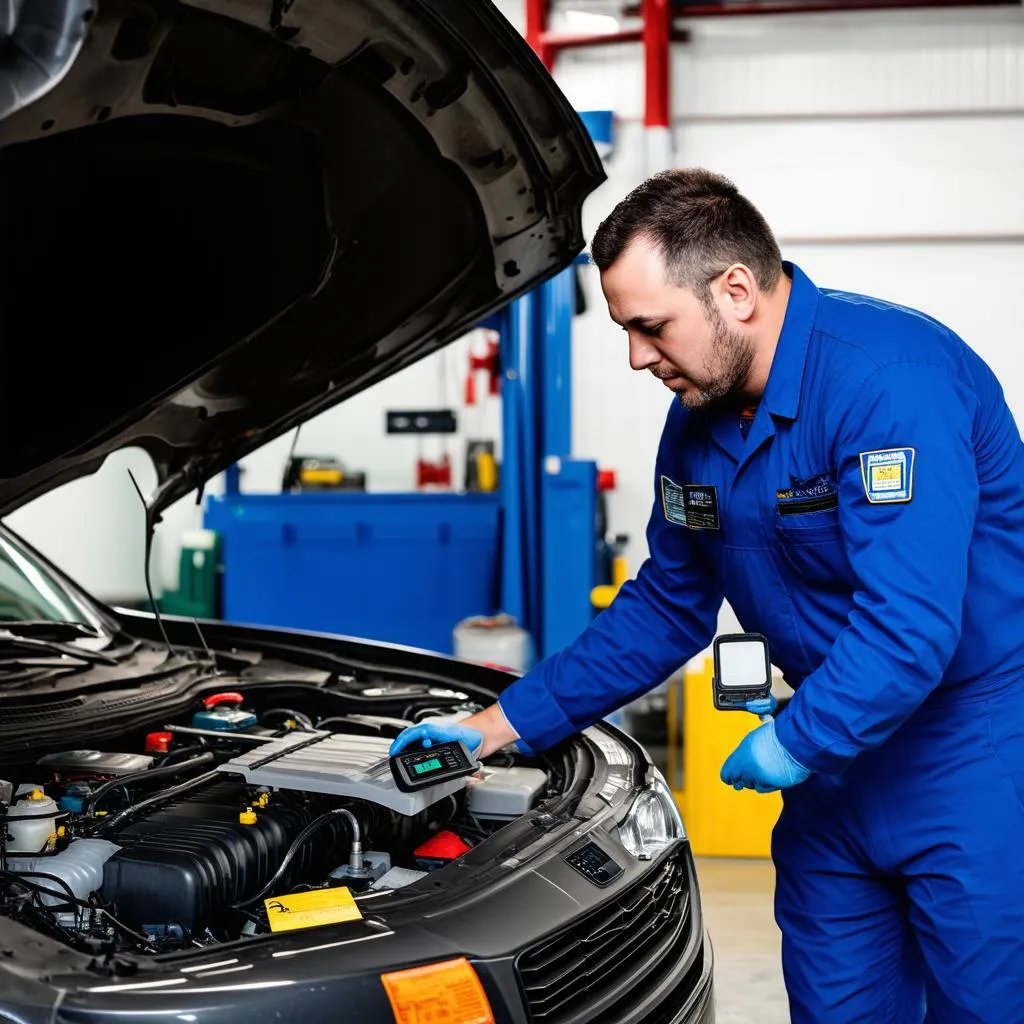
0 809 69 822
89 769 221 836
233 808 361 909
1 869 80 912
83 751 215 815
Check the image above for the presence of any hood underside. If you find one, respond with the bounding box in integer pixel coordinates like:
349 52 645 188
0 0 604 516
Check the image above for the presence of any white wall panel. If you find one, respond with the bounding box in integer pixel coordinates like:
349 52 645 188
675 115 1024 237
556 7 1024 119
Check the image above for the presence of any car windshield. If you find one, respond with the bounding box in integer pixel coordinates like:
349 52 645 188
0 528 100 628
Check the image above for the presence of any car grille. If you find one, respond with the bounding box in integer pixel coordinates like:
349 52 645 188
517 849 692 1024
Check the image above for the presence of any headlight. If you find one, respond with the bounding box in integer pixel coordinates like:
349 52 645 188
617 775 685 860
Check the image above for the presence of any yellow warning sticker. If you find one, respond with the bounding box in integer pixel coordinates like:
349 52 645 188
264 886 363 933
381 957 495 1024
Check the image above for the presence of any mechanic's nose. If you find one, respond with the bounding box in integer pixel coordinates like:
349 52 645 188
628 333 659 372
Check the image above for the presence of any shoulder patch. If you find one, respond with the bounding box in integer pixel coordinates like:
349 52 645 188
859 448 915 504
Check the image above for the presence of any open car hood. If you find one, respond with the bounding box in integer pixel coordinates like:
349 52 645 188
0 0 604 516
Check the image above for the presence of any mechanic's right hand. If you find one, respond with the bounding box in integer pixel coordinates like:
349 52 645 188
389 722 484 759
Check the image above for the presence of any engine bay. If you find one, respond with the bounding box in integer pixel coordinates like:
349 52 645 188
0 682 556 959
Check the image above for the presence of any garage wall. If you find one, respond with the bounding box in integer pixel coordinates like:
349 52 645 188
6 4 1024 613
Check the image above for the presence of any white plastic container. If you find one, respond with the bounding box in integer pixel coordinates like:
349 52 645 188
453 613 535 673
8 838 121 906
6 788 59 854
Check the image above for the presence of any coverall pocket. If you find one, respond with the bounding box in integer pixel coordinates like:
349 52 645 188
774 510 853 584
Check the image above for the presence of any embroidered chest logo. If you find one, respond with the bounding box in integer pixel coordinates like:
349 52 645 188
775 473 838 515
661 476 721 530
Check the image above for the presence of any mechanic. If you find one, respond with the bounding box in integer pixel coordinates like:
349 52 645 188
391 168 1024 1023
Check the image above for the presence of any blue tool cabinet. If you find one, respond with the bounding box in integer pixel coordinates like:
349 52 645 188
203 492 502 655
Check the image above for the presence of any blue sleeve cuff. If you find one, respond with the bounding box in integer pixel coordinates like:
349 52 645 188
774 708 858 775
497 675 577 752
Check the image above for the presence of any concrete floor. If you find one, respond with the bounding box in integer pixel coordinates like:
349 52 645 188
695 857 790 1024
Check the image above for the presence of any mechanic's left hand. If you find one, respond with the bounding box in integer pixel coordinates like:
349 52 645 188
720 719 810 793
744 693 778 718
388 721 484 759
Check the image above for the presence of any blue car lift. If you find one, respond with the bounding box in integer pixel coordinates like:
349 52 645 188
492 264 598 661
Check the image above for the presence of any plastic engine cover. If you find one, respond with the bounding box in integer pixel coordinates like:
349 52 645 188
216 731 469 816
101 779 341 930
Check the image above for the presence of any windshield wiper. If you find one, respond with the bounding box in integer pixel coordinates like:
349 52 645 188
0 620 106 642
0 630 119 666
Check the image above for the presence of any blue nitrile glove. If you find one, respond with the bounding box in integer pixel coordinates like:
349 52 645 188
744 693 778 717
389 722 484 759
720 718 810 793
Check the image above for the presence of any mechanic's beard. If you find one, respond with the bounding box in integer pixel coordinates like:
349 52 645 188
677 310 755 412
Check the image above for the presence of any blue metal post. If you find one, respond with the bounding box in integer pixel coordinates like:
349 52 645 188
224 463 242 496
541 458 597 655
514 290 542 643
498 305 527 633
541 267 575 458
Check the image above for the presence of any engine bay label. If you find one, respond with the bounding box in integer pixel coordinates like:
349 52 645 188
381 958 495 1024
264 886 362 933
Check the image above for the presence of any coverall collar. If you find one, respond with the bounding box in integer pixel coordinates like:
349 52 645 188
707 261 819 466
760 260 819 422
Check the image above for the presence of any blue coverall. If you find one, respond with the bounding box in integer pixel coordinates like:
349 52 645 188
499 262 1024 1022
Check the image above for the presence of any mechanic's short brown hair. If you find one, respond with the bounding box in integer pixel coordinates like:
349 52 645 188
590 168 783 303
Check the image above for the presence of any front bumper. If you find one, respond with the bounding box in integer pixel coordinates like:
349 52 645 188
29 844 711 1024
480 843 714 1024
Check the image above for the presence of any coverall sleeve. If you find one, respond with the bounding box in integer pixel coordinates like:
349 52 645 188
498 405 723 752
773 360 981 774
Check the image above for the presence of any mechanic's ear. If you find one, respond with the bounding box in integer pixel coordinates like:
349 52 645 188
715 264 758 323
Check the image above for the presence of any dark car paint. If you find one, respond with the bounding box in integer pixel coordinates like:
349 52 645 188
0 0 605 518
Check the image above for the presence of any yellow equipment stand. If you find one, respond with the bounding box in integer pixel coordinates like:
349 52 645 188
669 657 781 858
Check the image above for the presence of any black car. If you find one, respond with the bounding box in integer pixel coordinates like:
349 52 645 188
0 2 715 1022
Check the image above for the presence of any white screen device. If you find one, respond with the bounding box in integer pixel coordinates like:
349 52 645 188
712 633 772 710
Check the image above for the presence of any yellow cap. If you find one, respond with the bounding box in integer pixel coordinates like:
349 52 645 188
29 789 45 801
239 807 258 825
57 825 66 838
476 452 497 492
255 792 270 808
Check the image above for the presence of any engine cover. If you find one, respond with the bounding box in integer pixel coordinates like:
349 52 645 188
101 779 340 931
215 730 469 816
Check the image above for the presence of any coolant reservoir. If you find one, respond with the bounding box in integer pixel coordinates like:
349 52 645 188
6 788 59 853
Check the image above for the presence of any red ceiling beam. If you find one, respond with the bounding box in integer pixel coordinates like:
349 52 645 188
623 0 1017 15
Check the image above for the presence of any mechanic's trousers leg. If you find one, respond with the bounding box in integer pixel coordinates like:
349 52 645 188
892 680 1024 1023
774 677 1024 1024
773 774 926 1024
